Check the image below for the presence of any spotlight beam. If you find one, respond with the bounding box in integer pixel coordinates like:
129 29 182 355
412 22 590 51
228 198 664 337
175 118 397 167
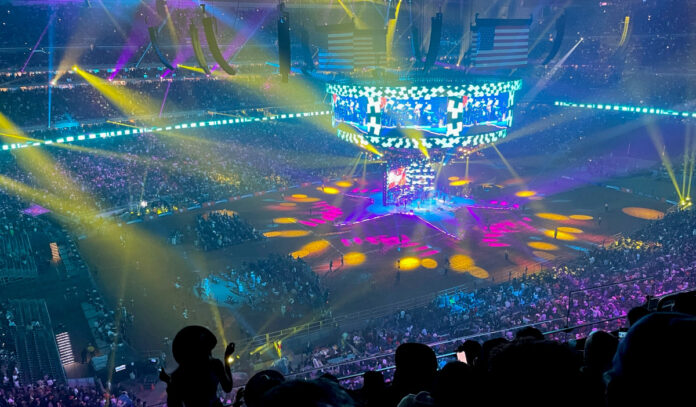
524 37 584 103
20 13 55 73
646 120 683 201
74 66 170 124
386 0 403 61
159 81 172 117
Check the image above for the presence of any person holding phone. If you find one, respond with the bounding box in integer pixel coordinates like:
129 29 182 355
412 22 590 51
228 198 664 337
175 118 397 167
455 341 482 367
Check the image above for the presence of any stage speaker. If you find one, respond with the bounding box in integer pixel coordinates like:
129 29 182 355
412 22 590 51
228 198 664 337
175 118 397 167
148 26 174 71
300 27 314 73
388 4 396 20
542 13 566 65
411 26 422 62
277 9 291 83
156 0 167 20
189 23 211 75
424 12 442 70
203 17 236 75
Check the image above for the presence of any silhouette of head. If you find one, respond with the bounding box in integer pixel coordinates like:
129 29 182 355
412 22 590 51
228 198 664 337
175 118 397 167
393 343 438 393
479 337 509 371
627 306 650 327
515 326 544 341
362 370 385 392
261 378 355 407
432 361 475 407
489 340 582 405
320 373 339 384
583 330 618 373
606 312 696 406
244 370 285 407
397 391 436 407
456 340 482 367
171 325 217 365
358 370 385 406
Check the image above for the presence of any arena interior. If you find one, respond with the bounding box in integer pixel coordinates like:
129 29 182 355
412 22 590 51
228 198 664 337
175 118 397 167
1 0 696 406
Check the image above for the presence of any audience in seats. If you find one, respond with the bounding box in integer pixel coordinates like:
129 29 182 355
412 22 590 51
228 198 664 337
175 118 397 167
152 309 695 406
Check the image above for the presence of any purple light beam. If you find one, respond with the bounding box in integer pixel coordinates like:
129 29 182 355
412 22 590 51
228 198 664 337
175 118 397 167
109 5 159 80
212 9 271 72
159 81 172 117
20 13 55 73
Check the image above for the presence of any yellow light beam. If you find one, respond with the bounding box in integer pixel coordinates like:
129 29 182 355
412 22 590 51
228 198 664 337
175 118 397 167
646 121 683 200
465 154 470 180
682 126 690 197
207 111 241 118
0 130 40 143
106 120 140 129
73 66 167 122
344 152 363 179
337 0 365 28
386 0 403 61
164 4 179 46
618 16 630 47
432 153 447 186
688 141 696 198
177 64 207 74
492 143 522 182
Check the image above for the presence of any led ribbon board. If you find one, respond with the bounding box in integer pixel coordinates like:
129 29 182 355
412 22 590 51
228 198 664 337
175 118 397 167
327 79 522 140
1 110 331 151
554 101 696 118
336 125 508 150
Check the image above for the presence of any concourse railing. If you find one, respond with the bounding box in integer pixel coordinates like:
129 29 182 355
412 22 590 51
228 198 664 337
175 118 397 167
332 314 628 388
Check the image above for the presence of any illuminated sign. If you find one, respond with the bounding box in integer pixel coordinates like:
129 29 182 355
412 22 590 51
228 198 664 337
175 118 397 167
328 80 522 138
336 127 508 150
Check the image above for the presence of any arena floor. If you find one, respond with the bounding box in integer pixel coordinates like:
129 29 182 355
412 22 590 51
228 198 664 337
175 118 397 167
77 158 673 354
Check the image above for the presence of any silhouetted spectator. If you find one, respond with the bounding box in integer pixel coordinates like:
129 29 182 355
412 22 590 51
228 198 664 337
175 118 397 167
159 326 235 407
606 312 696 406
488 340 585 406
355 371 386 407
627 306 651 327
580 330 618 405
432 361 478 407
456 340 482 367
478 337 509 372
261 378 355 407
240 369 285 407
384 343 438 407
514 326 545 341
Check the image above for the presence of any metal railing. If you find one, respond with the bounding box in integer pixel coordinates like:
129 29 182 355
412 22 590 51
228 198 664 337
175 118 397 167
284 318 566 382
233 255 569 353
333 315 627 385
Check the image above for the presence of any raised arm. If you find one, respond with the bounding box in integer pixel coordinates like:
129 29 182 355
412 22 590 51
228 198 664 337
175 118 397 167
219 342 236 393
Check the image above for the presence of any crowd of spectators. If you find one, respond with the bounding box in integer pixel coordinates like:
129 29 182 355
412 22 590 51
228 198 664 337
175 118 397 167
84 288 132 349
0 73 323 129
0 117 354 220
0 380 143 407
195 211 264 251
0 302 18 394
202 254 328 318
156 305 696 407
255 207 696 383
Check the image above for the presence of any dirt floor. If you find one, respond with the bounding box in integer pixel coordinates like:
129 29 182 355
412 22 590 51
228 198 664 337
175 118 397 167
76 158 673 355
